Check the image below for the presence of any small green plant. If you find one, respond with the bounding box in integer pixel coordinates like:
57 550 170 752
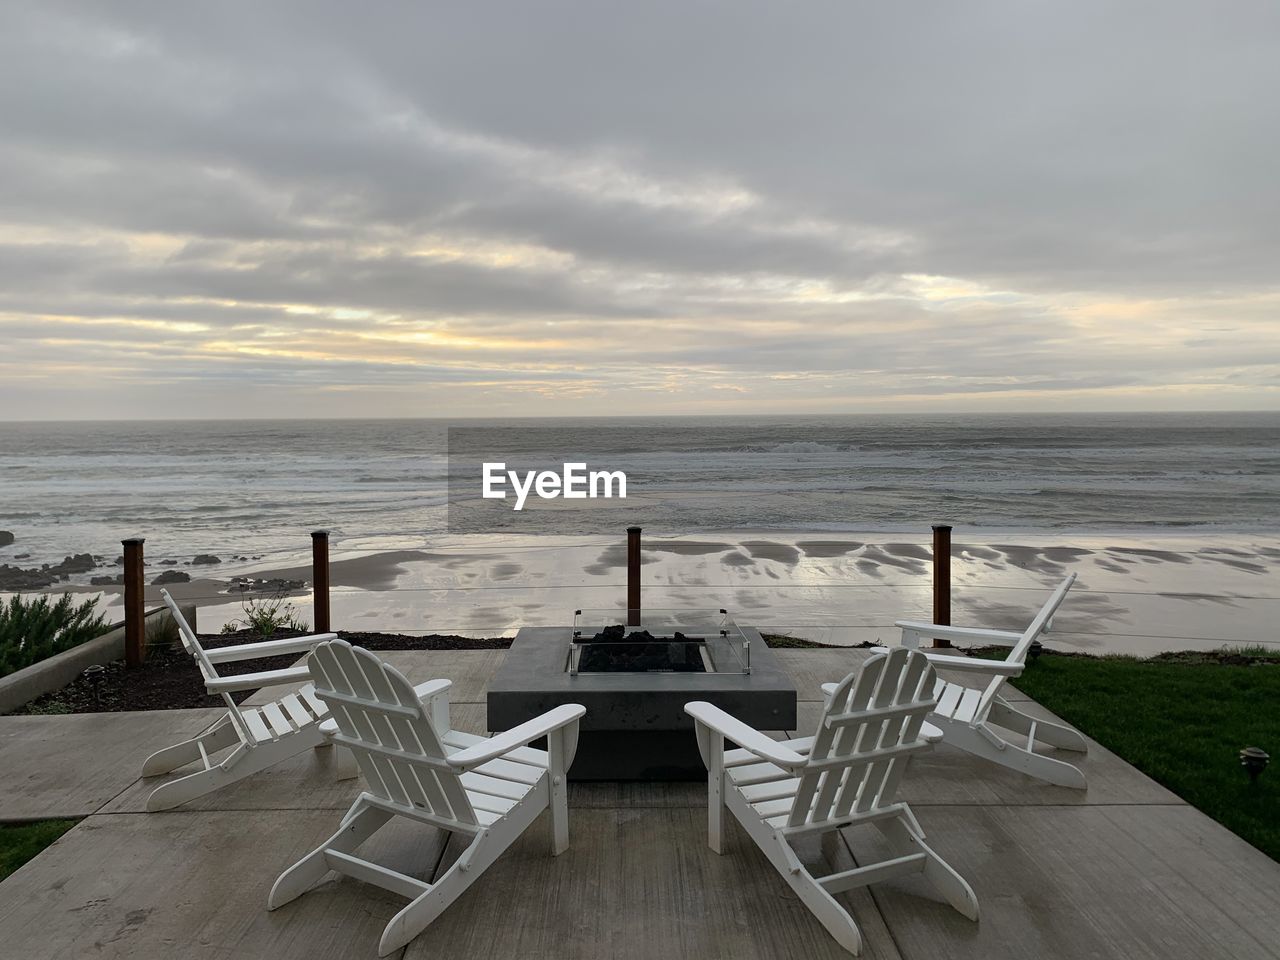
22 699 72 715
0 594 110 678
221 590 309 638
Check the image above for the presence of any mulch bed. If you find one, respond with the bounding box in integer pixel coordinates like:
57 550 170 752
10 629 837 715
11 629 512 715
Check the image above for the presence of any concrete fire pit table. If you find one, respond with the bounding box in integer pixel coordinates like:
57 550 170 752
487 611 797 780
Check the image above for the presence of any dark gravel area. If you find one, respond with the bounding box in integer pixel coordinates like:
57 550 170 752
10 629 512 715
10 629 834 715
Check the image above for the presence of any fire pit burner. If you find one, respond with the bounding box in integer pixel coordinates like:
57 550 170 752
568 609 749 675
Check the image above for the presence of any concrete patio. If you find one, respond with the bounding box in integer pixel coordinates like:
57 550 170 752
1 648 1278 959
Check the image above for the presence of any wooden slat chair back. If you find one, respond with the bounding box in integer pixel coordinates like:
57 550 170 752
160 590 257 745
307 639 477 830
969 572 1075 722
687 648 978 956
883 573 1089 788
791 646 935 832
270 639 587 956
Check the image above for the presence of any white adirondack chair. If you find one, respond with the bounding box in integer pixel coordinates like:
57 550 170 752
142 588 344 811
830 573 1088 789
269 639 586 956
687 647 979 956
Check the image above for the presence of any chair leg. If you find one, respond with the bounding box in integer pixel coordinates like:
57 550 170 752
332 745 359 781
145 734 307 811
547 728 570 855
771 835 863 955
378 793 544 956
876 816 979 921
988 700 1088 752
378 835 487 956
707 734 726 855
145 744 255 811
269 800 392 910
141 715 237 776
943 720 1088 789
1005 748 1087 788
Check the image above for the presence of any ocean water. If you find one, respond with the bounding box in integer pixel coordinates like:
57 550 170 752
1 413 1278 573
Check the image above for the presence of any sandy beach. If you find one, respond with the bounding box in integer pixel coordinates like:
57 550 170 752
29 530 1278 657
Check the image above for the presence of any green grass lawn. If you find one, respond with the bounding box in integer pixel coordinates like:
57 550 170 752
1008 652 1279 861
0 820 79 882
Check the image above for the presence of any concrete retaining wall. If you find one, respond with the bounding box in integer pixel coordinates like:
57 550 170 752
0 603 195 714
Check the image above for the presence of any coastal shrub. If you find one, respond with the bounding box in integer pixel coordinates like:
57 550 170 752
220 590 309 638
0 594 110 679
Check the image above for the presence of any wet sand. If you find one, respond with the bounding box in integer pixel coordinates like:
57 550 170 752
18 531 1280 655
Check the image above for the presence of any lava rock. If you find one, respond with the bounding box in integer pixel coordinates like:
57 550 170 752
191 554 222 565
0 564 57 590
48 553 96 575
152 570 192 585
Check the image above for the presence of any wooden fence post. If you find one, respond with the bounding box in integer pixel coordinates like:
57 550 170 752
932 524 952 648
627 526 641 626
311 529 331 633
122 537 146 667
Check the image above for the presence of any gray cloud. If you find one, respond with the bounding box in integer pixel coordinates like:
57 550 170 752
1 1 1278 418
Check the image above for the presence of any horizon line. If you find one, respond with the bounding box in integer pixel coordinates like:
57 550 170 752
2 408 1279 425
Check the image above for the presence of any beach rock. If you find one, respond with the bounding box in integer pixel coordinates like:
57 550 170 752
192 554 221 565
14 553 30 560
229 575 306 593
0 531 14 547
152 570 191 585
0 564 57 590
159 558 178 565
90 574 124 586
48 553 96 575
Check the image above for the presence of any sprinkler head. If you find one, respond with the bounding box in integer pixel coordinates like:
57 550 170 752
1028 639 1043 662
1240 747 1270 783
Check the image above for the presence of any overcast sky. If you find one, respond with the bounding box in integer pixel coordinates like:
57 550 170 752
2 2 1278 419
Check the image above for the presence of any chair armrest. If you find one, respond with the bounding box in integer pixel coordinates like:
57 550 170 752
204 664 313 693
685 701 807 772
896 621 1024 647
872 646 1024 678
448 704 586 771
205 633 338 664
412 679 452 701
